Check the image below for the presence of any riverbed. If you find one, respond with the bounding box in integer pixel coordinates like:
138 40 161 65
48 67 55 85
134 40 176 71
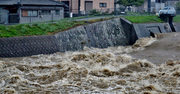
0 33 180 94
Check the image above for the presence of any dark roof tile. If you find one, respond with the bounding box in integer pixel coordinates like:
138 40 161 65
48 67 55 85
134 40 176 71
0 0 64 6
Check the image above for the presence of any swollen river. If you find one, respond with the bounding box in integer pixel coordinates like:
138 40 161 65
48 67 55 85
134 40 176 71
0 33 180 94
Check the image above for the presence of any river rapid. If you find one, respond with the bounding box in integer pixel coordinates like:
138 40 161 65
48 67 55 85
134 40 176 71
0 36 180 94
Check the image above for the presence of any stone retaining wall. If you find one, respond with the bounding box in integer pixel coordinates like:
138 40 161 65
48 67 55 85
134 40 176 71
55 18 129 52
0 18 129 57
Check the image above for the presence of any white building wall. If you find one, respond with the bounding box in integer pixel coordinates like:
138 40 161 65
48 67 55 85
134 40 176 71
155 3 165 13
0 8 9 24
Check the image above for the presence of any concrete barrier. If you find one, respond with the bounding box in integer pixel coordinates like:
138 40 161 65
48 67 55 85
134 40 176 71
120 18 172 40
120 18 138 45
132 23 172 38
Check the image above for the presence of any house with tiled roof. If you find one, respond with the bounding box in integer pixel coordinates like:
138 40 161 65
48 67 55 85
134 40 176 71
0 0 66 24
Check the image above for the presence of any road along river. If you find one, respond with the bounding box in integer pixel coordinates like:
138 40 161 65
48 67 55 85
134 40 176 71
0 33 180 94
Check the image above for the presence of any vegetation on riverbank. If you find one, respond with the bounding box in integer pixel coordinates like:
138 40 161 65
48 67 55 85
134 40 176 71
174 15 180 22
124 15 164 23
0 15 179 38
125 15 180 23
0 17 112 38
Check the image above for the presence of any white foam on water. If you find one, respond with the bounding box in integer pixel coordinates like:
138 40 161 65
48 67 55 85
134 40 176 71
0 37 180 94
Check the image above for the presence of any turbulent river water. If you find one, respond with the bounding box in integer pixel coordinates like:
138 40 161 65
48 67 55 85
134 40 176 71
0 34 180 94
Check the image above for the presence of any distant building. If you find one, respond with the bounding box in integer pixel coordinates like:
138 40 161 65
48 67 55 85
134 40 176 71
134 0 156 13
153 0 179 13
0 0 66 24
57 0 114 16
136 0 149 13
165 0 180 7
136 0 180 13
114 0 154 13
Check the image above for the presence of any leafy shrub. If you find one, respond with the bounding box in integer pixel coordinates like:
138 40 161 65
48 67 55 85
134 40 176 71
89 9 101 16
0 17 113 38
176 1 180 10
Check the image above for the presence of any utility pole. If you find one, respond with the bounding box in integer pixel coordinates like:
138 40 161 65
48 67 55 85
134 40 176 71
114 0 117 15
148 0 151 13
70 0 72 13
70 0 73 17
78 0 81 16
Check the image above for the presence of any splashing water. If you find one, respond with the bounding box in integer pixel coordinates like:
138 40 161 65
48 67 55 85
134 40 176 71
0 37 180 94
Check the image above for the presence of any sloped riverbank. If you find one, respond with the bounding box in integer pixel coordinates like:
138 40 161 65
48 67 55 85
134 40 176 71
0 18 129 57
0 17 175 57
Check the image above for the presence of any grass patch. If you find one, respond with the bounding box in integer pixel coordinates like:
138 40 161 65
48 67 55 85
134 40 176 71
0 19 85 37
124 15 164 23
174 15 180 22
0 17 113 38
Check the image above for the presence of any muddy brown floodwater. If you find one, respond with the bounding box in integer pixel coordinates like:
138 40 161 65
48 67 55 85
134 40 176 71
0 33 180 94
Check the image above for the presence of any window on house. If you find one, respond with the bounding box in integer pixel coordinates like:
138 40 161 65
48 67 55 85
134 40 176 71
156 0 165 3
156 0 160 3
99 3 107 8
55 10 60 15
22 10 38 17
41 10 51 15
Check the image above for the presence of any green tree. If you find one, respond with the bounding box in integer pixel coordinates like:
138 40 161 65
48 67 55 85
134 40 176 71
117 0 144 10
176 1 180 10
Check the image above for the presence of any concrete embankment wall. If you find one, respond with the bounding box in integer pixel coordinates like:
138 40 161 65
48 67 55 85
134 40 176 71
0 36 59 57
133 23 172 38
0 18 176 57
120 18 172 42
55 18 129 52
174 23 180 32
0 18 130 57
120 18 138 45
